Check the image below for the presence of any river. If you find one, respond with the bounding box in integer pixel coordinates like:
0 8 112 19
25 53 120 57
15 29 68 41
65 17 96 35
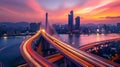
0 36 28 67
59 34 120 47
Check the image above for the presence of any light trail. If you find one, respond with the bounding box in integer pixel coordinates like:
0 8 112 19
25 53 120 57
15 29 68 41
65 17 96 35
20 29 119 67
45 53 64 63
20 30 55 67
41 29 117 67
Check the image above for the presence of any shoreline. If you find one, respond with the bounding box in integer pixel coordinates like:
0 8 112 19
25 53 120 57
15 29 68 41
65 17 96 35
0 33 35 37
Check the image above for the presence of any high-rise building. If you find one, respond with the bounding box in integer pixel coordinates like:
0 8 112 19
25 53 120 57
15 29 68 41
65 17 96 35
46 12 48 29
30 23 40 32
30 23 37 32
75 16 80 30
117 23 120 28
117 23 120 32
68 10 74 32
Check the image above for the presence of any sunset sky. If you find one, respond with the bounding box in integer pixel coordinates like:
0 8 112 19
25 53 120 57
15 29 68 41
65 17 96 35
0 0 120 24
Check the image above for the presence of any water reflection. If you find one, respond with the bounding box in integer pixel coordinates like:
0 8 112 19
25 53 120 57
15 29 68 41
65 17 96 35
96 33 106 42
74 34 80 47
3 36 7 40
59 34 120 47
0 36 27 67
96 33 101 41
3 34 8 40
68 34 80 47
68 34 73 45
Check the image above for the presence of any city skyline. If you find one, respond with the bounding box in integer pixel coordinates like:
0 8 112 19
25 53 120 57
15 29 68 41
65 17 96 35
0 0 120 24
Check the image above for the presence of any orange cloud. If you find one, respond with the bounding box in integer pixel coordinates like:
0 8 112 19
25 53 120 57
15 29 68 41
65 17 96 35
0 0 120 24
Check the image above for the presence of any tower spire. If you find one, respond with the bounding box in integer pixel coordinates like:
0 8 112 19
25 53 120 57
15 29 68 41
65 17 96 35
45 12 48 30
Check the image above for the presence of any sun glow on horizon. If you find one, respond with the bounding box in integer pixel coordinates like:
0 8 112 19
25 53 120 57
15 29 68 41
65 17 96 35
0 0 120 24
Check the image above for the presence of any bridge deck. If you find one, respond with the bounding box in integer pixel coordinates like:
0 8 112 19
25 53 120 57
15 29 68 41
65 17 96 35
20 29 120 67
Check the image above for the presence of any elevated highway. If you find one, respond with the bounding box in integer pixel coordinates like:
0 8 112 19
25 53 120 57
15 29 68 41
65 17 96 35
20 29 119 67
79 38 120 66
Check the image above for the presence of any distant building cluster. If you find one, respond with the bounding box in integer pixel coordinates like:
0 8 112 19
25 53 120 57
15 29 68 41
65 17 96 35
1 10 120 36
30 23 40 32
53 22 120 34
0 22 40 36
53 23 120 34
53 10 81 34
53 11 120 34
68 10 80 33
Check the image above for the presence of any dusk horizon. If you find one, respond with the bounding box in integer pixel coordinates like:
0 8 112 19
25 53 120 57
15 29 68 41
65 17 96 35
0 0 120 24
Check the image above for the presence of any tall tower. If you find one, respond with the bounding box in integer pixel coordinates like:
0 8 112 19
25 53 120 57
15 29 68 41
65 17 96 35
68 10 74 32
45 12 48 30
75 16 80 30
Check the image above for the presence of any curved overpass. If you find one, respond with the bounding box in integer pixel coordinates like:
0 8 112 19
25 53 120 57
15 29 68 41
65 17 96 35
79 38 120 51
20 30 55 67
20 29 118 67
79 38 120 66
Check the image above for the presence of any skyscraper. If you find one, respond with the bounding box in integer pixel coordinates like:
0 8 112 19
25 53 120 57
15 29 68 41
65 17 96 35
68 10 74 32
30 23 40 32
45 12 48 30
75 16 80 30
117 23 120 32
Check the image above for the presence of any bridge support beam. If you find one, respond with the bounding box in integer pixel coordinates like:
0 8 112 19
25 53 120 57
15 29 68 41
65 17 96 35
36 36 58 57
